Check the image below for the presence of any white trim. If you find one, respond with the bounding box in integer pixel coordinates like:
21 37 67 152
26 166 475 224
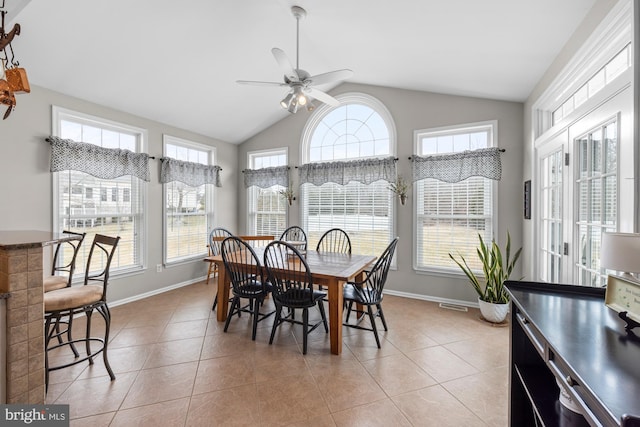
299 92 398 261
532 0 632 138
162 134 216 266
384 289 480 309
537 69 632 146
51 105 149 274
300 92 397 164
108 276 206 308
412 120 499 274
246 147 289 235
52 105 149 137
413 119 498 142
247 147 289 162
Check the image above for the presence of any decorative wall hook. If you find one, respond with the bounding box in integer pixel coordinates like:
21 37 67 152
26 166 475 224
0 3 29 120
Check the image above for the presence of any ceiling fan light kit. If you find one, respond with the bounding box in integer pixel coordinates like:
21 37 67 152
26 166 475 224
237 5 353 114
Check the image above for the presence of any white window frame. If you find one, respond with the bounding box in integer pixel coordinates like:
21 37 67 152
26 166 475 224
246 148 288 237
51 106 148 276
412 120 498 275
573 118 620 287
162 135 216 266
532 0 632 140
531 0 633 283
300 92 397 258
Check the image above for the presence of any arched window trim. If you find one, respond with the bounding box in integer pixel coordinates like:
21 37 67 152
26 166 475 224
299 92 398 262
300 92 397 164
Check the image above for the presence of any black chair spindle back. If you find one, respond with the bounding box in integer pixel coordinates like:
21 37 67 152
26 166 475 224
279 226 308 251
316 228 351 254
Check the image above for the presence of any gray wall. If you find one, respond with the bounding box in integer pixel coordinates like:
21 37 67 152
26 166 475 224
239 82 524 305
0 85 239 303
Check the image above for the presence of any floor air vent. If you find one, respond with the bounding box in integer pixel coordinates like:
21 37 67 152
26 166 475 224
439 302 468 312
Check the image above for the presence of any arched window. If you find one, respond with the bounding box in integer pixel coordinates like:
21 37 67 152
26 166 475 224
300 93 396 256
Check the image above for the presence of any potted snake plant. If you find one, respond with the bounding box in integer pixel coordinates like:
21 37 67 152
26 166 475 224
449 232 522 323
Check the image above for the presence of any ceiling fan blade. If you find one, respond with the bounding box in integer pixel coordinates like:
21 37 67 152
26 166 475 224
307 69 353 86
271 48 299 82
305 87 339 107
236 80 288 87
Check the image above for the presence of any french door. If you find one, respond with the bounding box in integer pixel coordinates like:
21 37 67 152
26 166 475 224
535 85 632 285
538 138 566 284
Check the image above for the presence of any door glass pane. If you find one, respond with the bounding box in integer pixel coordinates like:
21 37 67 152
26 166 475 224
603 176 616 225
579 138 588 178
540 149 563 283
574 120 617 287
604 123 617 173
591 129 602 174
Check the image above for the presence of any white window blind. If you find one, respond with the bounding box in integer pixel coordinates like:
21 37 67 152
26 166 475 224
163 136 214 264
575 120 617 287
52 107 147 275
301 95 396 256
247 150 288 237
302 181 392 255
414 122 496 273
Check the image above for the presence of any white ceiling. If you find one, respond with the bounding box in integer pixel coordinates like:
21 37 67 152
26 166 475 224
6 0 597 144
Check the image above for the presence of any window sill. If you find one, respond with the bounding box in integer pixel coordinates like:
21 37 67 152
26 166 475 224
164 255 207 269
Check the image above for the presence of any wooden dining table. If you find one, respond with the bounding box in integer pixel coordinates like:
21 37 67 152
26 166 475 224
211 248 376 355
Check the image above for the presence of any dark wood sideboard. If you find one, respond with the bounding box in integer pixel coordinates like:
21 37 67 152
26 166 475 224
506 281 640 427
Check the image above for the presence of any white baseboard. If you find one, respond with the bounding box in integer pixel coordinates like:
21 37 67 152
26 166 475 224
109 276 208 308
383 289 479 309
106 278 476 311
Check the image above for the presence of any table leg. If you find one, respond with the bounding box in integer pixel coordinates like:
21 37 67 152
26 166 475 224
216 263 230 322
327 278 343 355
354 271 365 319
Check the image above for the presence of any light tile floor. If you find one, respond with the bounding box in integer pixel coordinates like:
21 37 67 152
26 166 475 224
45 280 509 426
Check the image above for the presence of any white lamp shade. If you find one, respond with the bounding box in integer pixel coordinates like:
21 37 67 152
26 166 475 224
600 232 640 273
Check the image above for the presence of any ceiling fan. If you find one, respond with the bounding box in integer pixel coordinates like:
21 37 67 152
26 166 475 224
237 5 353 113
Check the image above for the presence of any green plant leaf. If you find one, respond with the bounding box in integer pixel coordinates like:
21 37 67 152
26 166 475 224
450 231 522 304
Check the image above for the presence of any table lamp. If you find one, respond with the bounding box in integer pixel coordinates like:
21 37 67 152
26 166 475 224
600 232 640 280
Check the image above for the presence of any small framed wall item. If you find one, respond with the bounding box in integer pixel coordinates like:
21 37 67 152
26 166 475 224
605 275 640 331
523 180 531 220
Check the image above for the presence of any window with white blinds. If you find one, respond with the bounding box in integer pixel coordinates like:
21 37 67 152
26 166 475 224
414 122 496 273
163 136 214 264
247 149 288 237
52 107 147 275
301 94 396 256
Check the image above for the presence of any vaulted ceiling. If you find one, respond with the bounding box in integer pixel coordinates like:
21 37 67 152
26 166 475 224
6 0 597 143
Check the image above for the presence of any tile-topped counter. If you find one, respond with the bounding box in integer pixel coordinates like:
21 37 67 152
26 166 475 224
0 230 81 403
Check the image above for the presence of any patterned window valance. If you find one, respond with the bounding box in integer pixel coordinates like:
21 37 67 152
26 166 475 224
243 165 289 189
47 136 150 182
160 157 222 187
411 147 503 183
298 156 397 186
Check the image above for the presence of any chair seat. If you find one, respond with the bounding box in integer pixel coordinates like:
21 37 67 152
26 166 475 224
343 283 382 305
43 275 68 292
274 289 326 308
45 285 104 312
234 281 272 298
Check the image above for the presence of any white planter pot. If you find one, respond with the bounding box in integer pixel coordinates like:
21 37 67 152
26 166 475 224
478 298 509 323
